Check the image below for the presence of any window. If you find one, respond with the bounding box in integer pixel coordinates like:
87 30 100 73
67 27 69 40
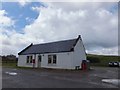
48 55 57 64
53 55 56 64
27 56 29 63
26 55 33 64
30 56 32 63
48 55 52 64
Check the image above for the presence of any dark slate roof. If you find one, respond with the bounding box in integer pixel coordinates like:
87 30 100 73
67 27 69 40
18 37 80 55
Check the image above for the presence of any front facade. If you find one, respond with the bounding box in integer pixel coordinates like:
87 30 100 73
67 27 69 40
18 35 86 69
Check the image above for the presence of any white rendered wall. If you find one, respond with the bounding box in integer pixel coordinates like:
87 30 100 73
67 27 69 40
18 52 73 69
72 39 86 69
39 52 73 69
18 54 33 67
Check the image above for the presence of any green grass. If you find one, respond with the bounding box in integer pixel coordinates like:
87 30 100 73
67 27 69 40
87 54 120 67
2 61 35 69
2 62 17 68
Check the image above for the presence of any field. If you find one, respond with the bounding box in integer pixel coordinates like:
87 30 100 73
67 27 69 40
87 54 120 66
1 59 17 68
2 62 17 68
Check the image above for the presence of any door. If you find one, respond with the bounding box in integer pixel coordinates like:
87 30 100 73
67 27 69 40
38 55 42 68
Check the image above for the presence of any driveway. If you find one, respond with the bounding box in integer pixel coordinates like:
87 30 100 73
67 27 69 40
2 67 119 88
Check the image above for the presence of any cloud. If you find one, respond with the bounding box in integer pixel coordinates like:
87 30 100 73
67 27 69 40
28 2 118 55
0 10 22 55
18 0 30 7
0 10 15 55
1 27 44 55
30 3 118 43
86 46 118 56
31 6 41 12
0 10 14 27
25 17 35 23
1 2 118 56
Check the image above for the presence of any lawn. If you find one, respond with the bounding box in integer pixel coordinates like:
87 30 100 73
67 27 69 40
2 62 17 68
87 54 120 67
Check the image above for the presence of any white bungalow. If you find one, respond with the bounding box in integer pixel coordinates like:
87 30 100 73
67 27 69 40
18 35 86 69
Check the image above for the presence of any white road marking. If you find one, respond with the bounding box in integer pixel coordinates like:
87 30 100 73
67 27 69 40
5 72 17 75
102 79 120 86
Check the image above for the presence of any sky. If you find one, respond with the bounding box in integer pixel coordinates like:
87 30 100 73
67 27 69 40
0 0 119 56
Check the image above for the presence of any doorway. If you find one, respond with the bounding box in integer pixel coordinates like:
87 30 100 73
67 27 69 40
38 55 42 68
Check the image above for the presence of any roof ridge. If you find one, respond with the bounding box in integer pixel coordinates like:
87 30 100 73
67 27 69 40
33 38 77 46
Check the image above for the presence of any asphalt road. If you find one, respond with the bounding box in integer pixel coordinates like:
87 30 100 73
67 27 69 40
2 67 119 88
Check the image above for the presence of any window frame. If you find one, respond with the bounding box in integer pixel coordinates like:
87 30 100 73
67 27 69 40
48 55 52 64
26 55 33 64
26 56 29 63
48 55 57 64
53 55 56 64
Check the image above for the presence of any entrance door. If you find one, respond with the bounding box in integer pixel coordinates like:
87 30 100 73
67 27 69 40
38 55 42 68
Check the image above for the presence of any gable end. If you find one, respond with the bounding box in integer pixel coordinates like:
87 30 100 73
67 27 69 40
70 35 81 51
18 43 33 55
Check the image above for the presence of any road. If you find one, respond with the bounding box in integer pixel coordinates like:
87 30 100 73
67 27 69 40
2 67 119 88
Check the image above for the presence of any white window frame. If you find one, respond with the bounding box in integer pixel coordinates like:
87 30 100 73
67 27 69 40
48 55 57 64
26 55 33 64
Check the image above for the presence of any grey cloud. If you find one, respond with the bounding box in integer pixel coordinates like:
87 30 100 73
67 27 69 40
1 2 118 56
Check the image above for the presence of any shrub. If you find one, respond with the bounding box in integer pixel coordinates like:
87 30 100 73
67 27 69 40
87 56 100 63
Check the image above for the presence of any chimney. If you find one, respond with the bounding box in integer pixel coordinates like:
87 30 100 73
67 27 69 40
78 35 81 39
30 43 33 46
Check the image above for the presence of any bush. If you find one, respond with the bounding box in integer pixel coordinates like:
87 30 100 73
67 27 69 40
2 55 17 63
87 56 100 63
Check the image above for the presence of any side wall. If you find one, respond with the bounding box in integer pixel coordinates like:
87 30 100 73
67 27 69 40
18 52 73 69
72 39 86 69
18 54 33 67
40 52 73 69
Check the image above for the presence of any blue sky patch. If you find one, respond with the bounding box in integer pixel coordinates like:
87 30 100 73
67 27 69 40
1 2 45 31
109 3 118 13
